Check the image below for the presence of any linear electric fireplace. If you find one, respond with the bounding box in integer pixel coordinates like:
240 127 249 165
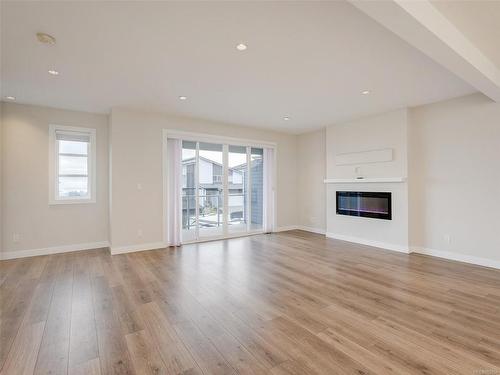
336 191 392 220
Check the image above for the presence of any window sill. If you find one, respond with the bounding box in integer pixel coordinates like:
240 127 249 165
49 198 96 205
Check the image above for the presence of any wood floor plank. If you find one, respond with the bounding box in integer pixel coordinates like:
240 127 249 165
25 255 60 325
68 358 101 375
316 328 410 375
173 319 236 375
269 359 319 375
1 231 499 375
125 330 168 375
139 302 202 374
113 255 153 306
0 259 19 287
200 303 290 369
34 254 75 375
208 332 268 375
68 253 99 370
0 321 45 375
0 276 39 369
111 285 145 335
91 275 136 375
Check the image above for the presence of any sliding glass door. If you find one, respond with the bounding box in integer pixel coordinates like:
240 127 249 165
198 142 224 239
181 141 197 242
228 145 248 234
250 147 264 231
180 140 267 242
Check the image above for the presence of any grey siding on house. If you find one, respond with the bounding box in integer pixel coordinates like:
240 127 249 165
251 158 263 225
213 164 222 181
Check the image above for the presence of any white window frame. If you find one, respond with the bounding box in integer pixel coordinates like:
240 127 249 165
49 124 96 205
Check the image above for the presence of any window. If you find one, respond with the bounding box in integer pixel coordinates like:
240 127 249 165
49 125 96 204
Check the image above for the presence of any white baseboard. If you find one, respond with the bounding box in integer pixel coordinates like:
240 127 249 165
182 230 265 245
274 225 326 235
274 225 299 232
296 225 326 235
110 241 167 255
411 247 500 270
0 241 110 260
325 232 410 254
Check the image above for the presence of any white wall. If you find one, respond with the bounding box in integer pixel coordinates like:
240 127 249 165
0 103 3 252
1 102 109 257
2 93 499 268
325 109 409 252
109 108 297 250
409 93 500 264
297 128 326 232
326 109 408 180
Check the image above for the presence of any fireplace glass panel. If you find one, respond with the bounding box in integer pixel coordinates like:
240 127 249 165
336 191 392 220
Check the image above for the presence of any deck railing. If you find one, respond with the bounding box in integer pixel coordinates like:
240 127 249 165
182 193 245 229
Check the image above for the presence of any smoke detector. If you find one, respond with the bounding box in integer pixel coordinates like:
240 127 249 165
36 32 56 45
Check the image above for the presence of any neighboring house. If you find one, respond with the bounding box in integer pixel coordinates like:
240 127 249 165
182 156 263 228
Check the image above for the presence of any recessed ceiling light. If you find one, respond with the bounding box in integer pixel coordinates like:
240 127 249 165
5 96 16 100
236 43 247 51
179 96 187 100
36 32 56 45
361 90 370 95
283 116 290 121
48 69 59 76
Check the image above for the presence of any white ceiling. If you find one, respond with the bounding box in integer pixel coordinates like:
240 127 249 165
1 1 475 133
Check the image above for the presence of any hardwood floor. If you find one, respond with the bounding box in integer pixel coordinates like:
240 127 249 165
1 230 500 375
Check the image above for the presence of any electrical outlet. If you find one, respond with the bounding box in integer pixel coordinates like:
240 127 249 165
137 183 142 191
13 232 20 243
137 229 143 238
444 234 451 245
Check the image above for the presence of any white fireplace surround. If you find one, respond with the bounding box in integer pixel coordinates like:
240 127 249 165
325 109 410 255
